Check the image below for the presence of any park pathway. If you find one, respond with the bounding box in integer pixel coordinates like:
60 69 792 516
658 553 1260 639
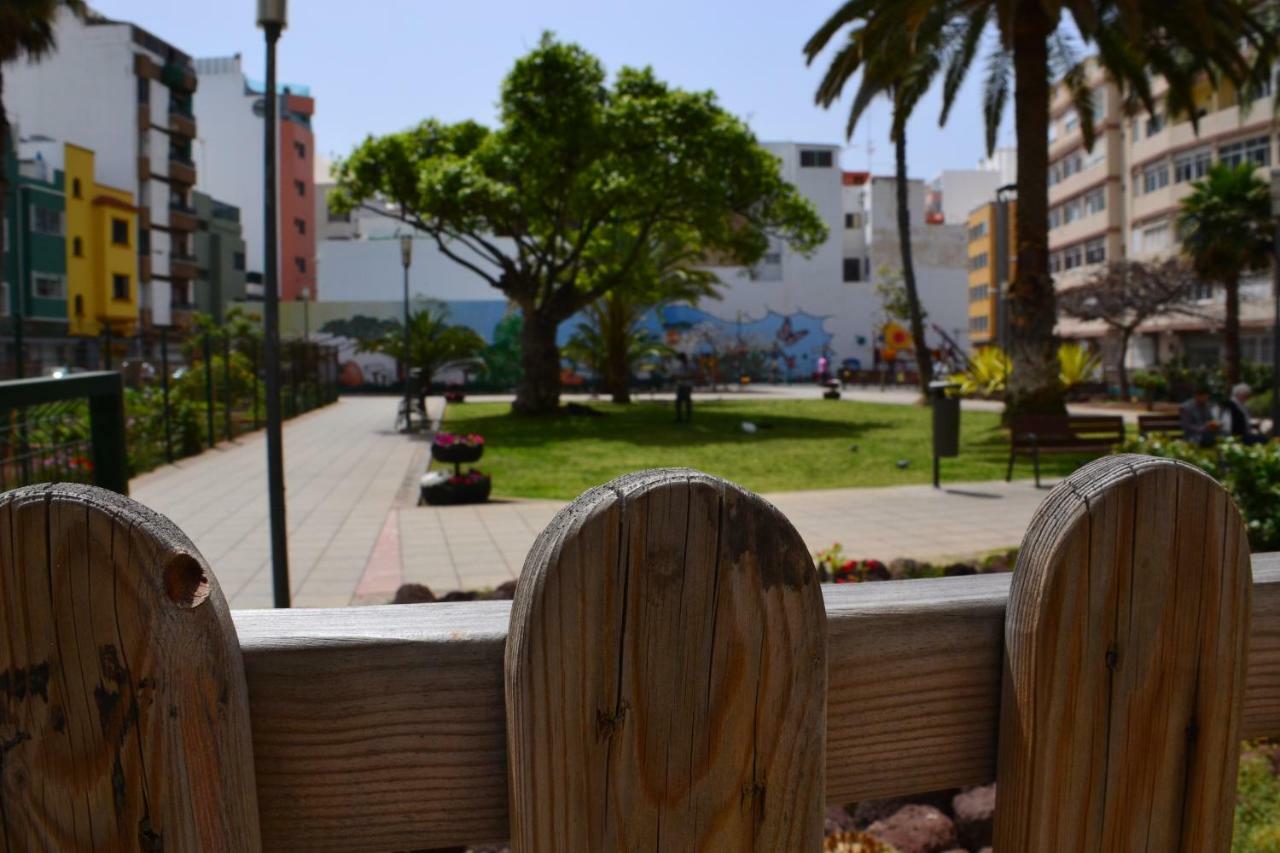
132 395 1054 609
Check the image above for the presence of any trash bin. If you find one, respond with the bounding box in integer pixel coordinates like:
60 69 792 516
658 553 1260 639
929 380 961 488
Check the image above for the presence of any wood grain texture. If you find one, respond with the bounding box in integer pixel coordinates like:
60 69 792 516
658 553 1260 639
505 469 826 852
994 455 1251 851
0 483 260 851
221 557 1280 851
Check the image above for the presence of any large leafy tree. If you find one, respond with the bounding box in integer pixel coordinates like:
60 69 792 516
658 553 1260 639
1057 259 1197 399
1177 162 1273 386
806 0 1276 416
332 34 826 415
0 0 85 375
358 302 486 390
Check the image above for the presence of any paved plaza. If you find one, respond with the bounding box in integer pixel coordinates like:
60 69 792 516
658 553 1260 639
131 394 1059 609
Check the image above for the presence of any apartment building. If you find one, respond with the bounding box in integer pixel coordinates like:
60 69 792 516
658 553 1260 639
63 144 138 339
966 195 1017 349
192 192 247 324
195 55 316 304
1048 58 1280 369
3 8 199 332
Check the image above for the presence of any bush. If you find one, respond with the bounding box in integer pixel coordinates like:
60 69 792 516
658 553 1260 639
1120 435 1280 551
1235 744 1280 852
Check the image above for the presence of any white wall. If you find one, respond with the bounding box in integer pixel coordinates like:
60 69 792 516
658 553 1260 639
195 56 266 277
318 236 504 302
933 170 1002 225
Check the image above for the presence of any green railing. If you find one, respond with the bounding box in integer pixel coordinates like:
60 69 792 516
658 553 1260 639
0 372 129 495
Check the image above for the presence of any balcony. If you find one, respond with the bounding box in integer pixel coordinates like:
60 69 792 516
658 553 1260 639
136 104 150 132
169 109 196 140
168 202 198 232
170 252 199 280
168 156 196 186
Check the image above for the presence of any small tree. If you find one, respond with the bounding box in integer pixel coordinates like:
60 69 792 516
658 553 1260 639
1057 259 1198 400
1177 162 1273 385
358 302 485 391
332 34 826 415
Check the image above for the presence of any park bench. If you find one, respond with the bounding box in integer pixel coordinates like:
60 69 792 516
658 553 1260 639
1006 413 1125 486
1138 412 1184 438
0 457 1271 850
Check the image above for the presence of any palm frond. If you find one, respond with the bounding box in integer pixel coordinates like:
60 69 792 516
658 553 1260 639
981 48 1012 157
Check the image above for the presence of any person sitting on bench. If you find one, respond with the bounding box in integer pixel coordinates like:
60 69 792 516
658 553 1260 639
1179 386 1221 448
1224 383 1267 446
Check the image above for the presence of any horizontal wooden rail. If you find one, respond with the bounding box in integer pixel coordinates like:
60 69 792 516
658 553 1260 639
232 553 1280 852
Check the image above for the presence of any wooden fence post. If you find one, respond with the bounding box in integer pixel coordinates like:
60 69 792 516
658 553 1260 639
505 469 826 852
994 454 1251 850
0 483 260 850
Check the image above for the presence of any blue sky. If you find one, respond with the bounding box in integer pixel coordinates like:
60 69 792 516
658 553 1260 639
93 0 1015 178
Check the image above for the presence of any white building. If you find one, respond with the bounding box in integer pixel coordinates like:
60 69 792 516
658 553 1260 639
308 140 970 381
4 8 201 327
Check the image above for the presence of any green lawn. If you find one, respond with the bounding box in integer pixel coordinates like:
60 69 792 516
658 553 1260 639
439 399 1104 500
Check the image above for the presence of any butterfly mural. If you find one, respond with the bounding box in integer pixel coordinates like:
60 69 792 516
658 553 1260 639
776 317 810 347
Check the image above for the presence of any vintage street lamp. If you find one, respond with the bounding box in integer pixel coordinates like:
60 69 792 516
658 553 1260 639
259 0 290 607
400 234 413 431
1271 171 1280 438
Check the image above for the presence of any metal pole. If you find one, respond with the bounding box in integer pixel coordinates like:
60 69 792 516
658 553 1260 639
263 23 291 608
13 185 25 379
1272 213 1280 438
402 257 411 431
103 325 113 371
160 328 173 463
223 329 233 440
252 337 260 430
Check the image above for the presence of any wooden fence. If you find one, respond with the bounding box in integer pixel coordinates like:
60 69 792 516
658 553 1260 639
0 454 1273 850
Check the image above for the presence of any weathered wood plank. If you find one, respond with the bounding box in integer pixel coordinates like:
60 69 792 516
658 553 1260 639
229 558 1280 851
0 484 260 850
505 470 826 852
993 455 1250 850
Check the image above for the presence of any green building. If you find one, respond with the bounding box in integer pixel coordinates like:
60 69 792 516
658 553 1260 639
193 191 247 324
2 132 76 376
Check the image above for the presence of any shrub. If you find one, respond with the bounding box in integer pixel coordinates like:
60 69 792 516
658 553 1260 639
1235 743 1280 852
1120 435 1280 551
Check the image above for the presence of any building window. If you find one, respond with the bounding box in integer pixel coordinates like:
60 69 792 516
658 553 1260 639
327 208 351 223
1193 281 1214 300
1141 161 1170 194
139 228 150 256
1084 236 1107 264
112 274 129 301
844 213 854 229
111 218 129 246
74 294 84 316
72 178 82 199
969 315 989 333
1062 244 1083 270
72 236 83 257
294 179 306 197
1174 147 1212 183
294 141 306 158
1083 186 1105 215
1062 197 1082 224
295 257 307 273
762 251 782 266
294 217 306 235
969 252 989 271
32 206 63 236
968 222 987 241
970 284 989 302
1049 206 1061 230
1219 135 1272 169
233 251 245 271
33 274 65 299
137 76 150 104
843 257 861 282
799 149 833 168
1145 112 1165 137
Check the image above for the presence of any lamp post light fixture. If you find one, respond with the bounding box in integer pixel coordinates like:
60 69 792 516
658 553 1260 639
298 285 311 341
259 0 291 608
400 234 413 431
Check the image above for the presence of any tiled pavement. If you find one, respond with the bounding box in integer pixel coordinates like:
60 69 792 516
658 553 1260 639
130 395 1054 609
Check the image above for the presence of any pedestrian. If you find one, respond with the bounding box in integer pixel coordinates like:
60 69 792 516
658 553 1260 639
1224 383 1266 445
674 353 693 423
1179 385 1221 447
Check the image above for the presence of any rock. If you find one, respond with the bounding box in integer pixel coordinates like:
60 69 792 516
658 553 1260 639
867 804 957 853
826 804 857 836
851 789 957 828
391 583 436 604
952 784 996 850
441 590 478 602
487 580 518 600
942 562 977 576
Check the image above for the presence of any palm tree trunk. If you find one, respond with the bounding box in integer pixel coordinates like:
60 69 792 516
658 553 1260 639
1224 273 1241 385
894 129 933 398
1007 7 1065 417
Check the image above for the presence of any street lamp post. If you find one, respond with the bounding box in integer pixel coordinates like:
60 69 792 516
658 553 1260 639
400 235 413 431
298 285 311 340
1271 171 1280 438
259 0 290 608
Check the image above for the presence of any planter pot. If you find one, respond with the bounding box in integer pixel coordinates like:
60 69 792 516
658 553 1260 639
823 390 842 400
444 391 466 403
431 442 484 465
421 476 492 506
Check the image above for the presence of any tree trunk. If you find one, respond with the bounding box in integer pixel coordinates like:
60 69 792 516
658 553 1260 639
603 296 631 404
514 305 562 415
894 129 933 399
1224 273 1241 385
1006 9 1065 417
1117 329 1131 402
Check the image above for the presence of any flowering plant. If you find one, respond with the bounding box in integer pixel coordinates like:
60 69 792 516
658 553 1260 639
433 432 484 448
447 468 490 486
814 544 888 583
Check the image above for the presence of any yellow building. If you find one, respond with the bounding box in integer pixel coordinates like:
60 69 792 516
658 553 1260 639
965 199 1016 349
64 144 138 337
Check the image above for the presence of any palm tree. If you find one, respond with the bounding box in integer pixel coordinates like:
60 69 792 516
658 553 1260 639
1 1 84 375
359 302 486 393
1177 163 1273 385
806 0 1276 416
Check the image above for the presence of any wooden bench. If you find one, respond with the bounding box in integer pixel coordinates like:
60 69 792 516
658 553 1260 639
1138 413 1184 438
1006 414 1125 486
